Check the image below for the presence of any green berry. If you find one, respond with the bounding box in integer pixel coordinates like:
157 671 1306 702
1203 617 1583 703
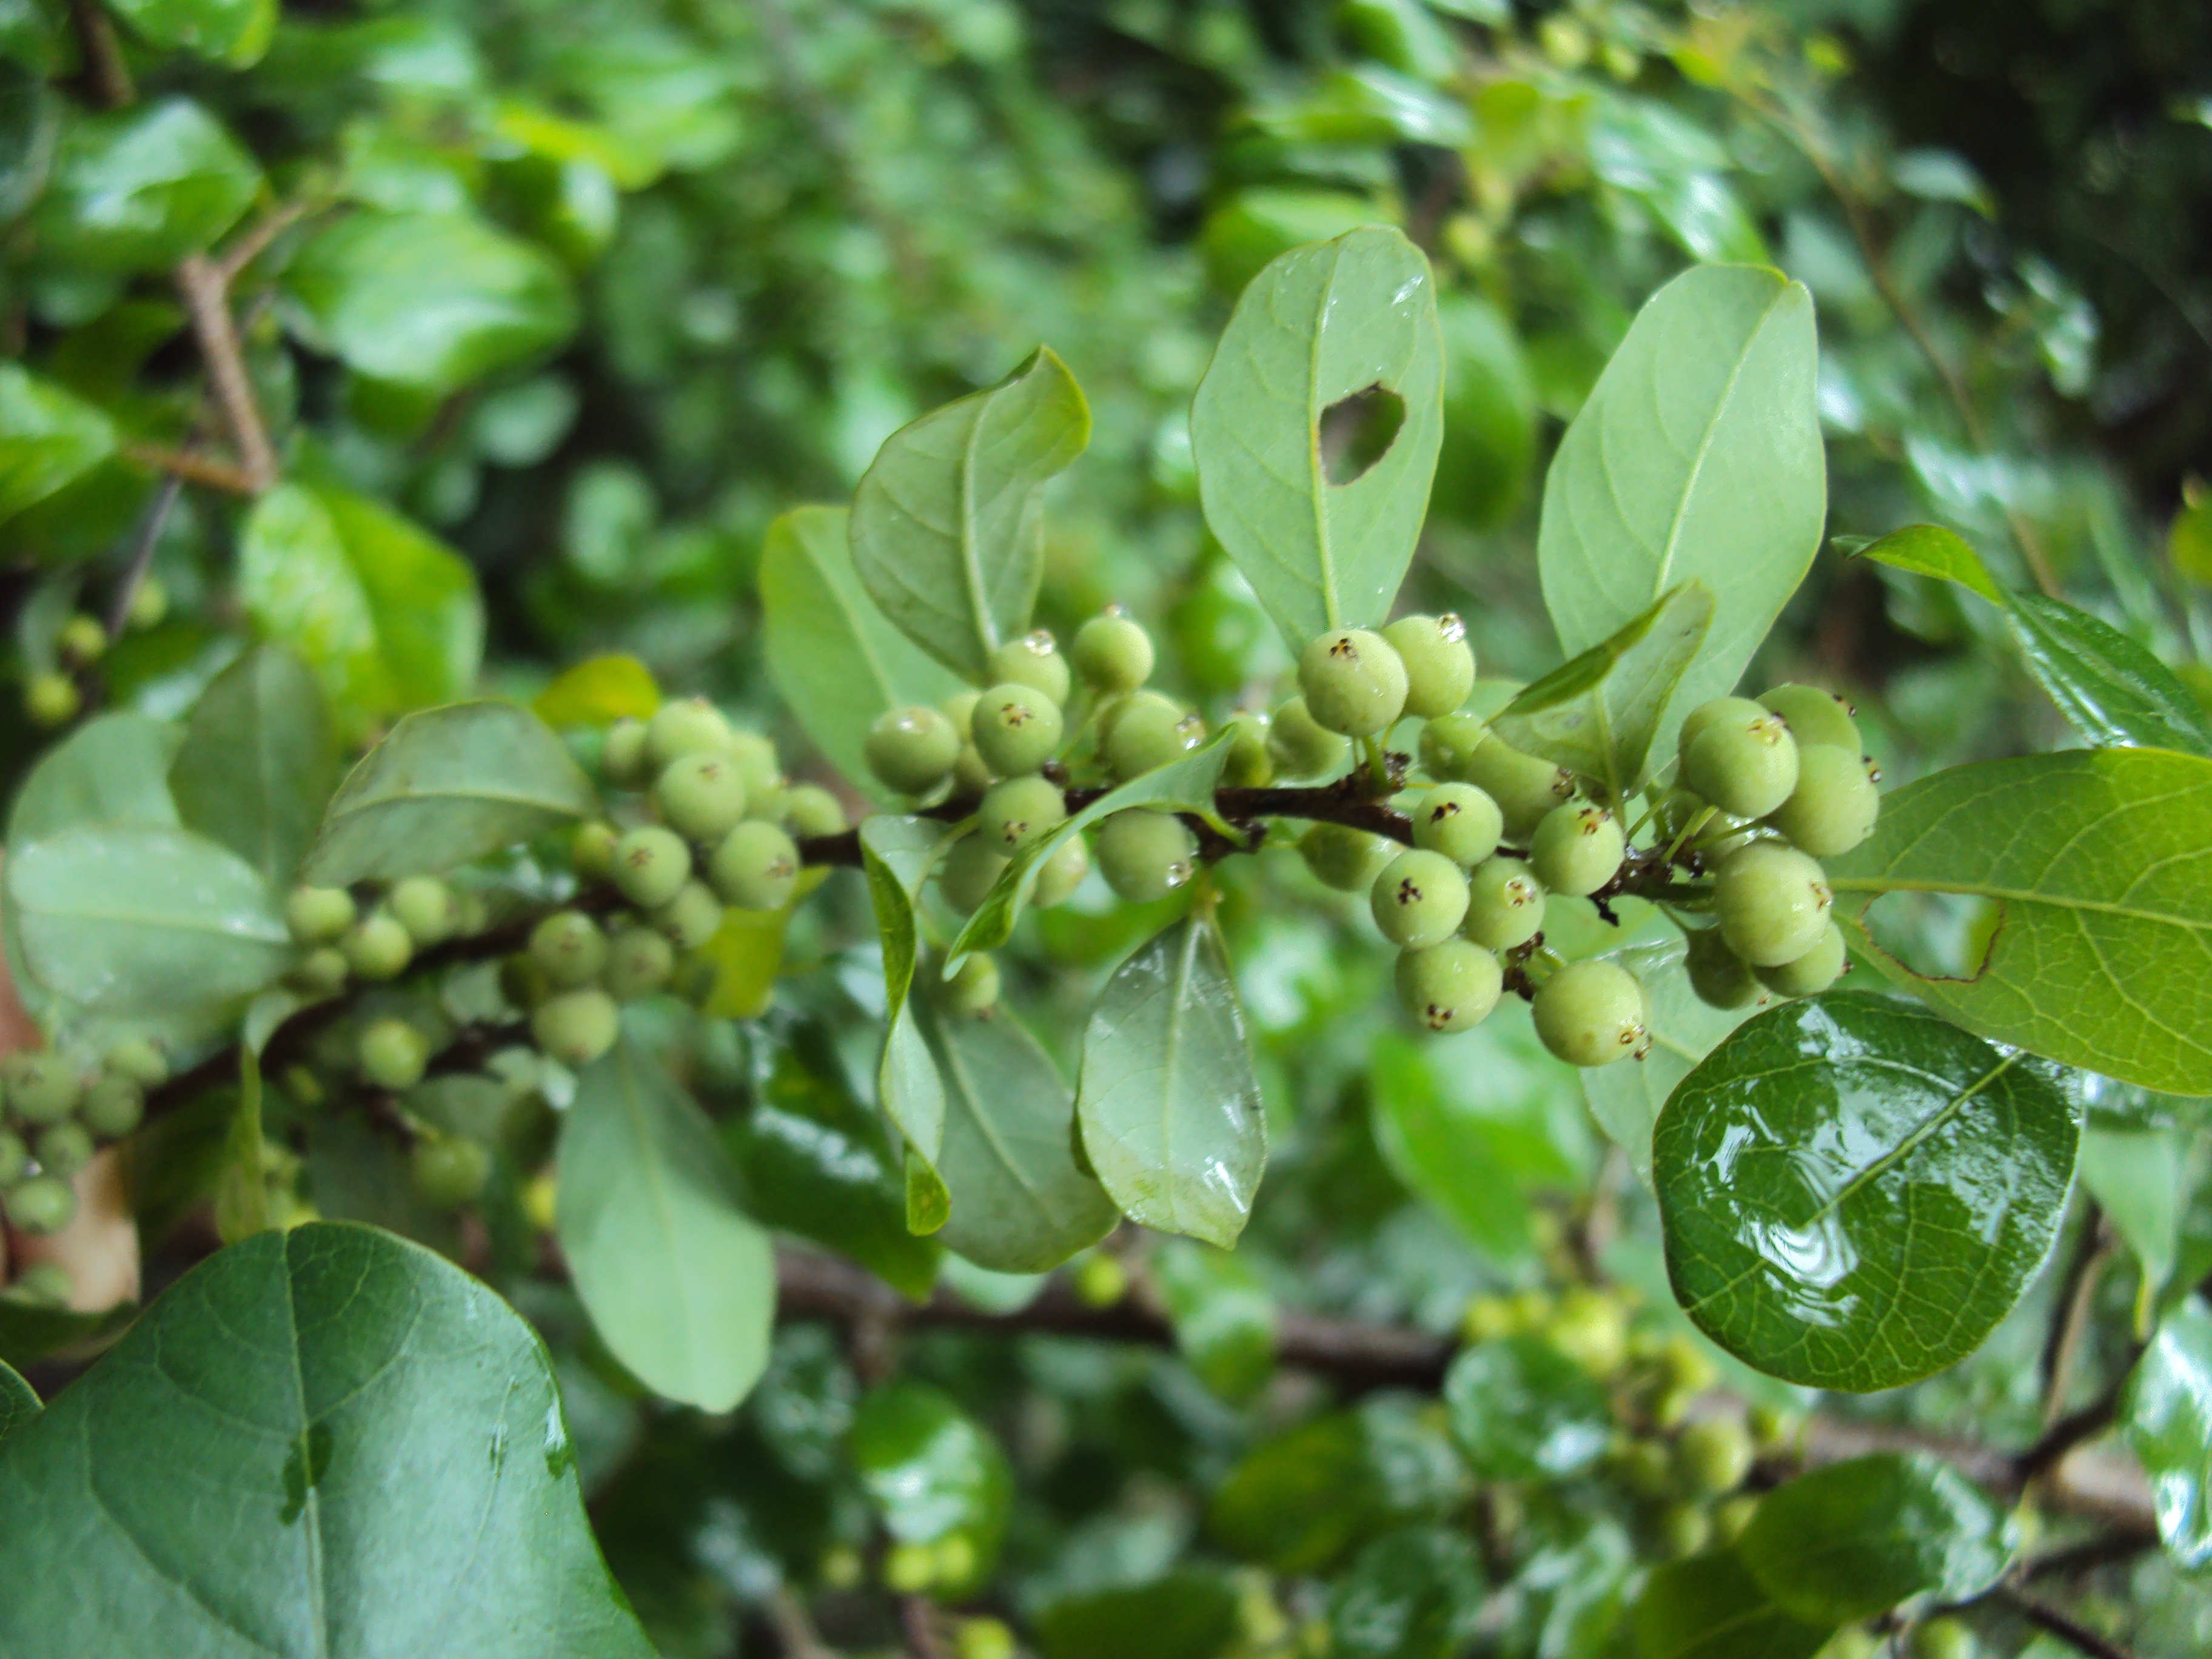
1760 683 1860 752
938 833 1010 914
1461 856 1546 950
980 775 1068 852
57 613 107 666
1222 708 1273 788
709 821 799 911
645 696 733 769
1614 1439 1674 1500
1094 809 1198 903
1299 628 1409 737
286 884 357 943
1672 1418 1754 1496
867 705 962 796
1267 695 1351 779
9 1261 73 1305
1298 823 1396 893
531 910 608 987
1532 959 1648 1068
785 784 845 840
1818 1631 1881 1659
344 911 415 982
882 1541 937 1595
654 752 749 841
602 718 650 787
533 987 620 1068
5 1175 77 1235
725 730 782 796
82 1075 146 1139
359 1018 430 1090
1104 690 1202 779
33 1122 94 1179
945 952 1001 1016
988 629 1072 705
295 946 349 994
1681 702 1799 819
934 1535 977 1586
1529 802 1626 897
1412 783 1503 866
952 739 994 796
1755 921 1848 997
1684 927 1761 1010
1382 613 1475 719
971 682 1064 776
24 672 80 728
1462 734 1575 841
604 926 677 999
1906 1617 1976 1659
0 1131 27 1186
1071 1252 1129 1309
1370 849 1470 948
612 825 692 910
1032 835 1091 908
411 1136 492 1209
1418 711 1487 782
652 880 725 949
1655 1502 1711 1560
1395 939 1503 1033
1071 608 1155 693
954 1617 1018 1659
1765 743 1879 856
1714 842 1833 967
127 576 168 631
389 875 460 947
103 1037 169 1087
572 820 620 881
2 1053 83 1125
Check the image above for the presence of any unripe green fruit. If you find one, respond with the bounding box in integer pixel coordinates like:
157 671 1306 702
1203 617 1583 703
1760 683 1860 752
645 696 733 769
1818 1631 1881 1659
1417 711 1487 782
1678 695 1766 753
652 880 726 950
1684 927 1761 1010
359 1018 430 1090
0 1131 27 1186
653 752 749 841
1714 842 1833 967
709 821 800 911
344 912 414 982
1546 1286 1629 1376
128 576 168 631
1299 628 1409 736
1412 783 1503 866
1906 1617 1976 1659
1071 1251 1128 1309
1370 849 1470 948
971 682 1064 776
1463 736 1575 841
286 884 357 943
34 1122 95 1178
933 1535 977 1586
572 820 620 880
945 952 1000 1016
953 1617 1017 1659
988 629 1071 705
411 1136 492 1209
8 1261 73 1305
1071 608 1155 692
3 1053 83 1125
1031 835 1090 908
604 926 677 999
1222 709 1273 788
1382 613 1475 719
82 1075 146 1139
531 910 608 987
725 731 782 796
938 834 1010 914
389 875 460 947
104 1037 169 1087
612 825 692 910
1765 743 1879 857
867 705 962 796
24 672 80 728
296 947 349 994
1461 856 1546 950
1299 823 1396 893
1395 939 1503 1033
1672 1417 1755 1496
1105 690 1202 779
1529 802 1626 897
1532 959 1648 1068
1755 922 1848 998
980 776 1067 852
785 784 845 840
1614 1439 1674 1501
1267 695 1350 779
1655 1502 1711 1560
5 1175 77 1235
882 1541 937 1594
1681 703 1799 819
602 718 651 787
58 613 107 666
533 988 620 1068
1094 810 1198 903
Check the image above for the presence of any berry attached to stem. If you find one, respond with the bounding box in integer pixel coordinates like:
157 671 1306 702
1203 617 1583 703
971 683 1064 776
1529 802 1626 897
1382 612 1475 719
1531 959 1648 1068
1412 783 1503 866
1299 628 1409 737
1094 810 1198 903
866 705 962 796
1395 939 1503 1032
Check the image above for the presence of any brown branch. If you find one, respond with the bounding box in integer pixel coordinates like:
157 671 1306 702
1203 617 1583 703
899 1597 945 1659
175 255 278 493
1997 1588 2139 1659
67 0 133 107
2019 1529 2160 1583
122 443 262 495
2040 1207 2113 1426
2017 1381 2127 1485
214 202 313 289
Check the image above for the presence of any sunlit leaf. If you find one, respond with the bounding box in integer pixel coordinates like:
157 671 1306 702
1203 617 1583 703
532 653 659 728
1843 522 2003 605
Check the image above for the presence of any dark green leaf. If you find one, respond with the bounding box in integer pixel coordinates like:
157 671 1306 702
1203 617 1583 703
1634 1549 1830 1659
2123 1295 2212 1569
1432 292 1535 529
1845 523 2003 606
0 364 115 525
1034 1570 1241 1659
1327 1526 1487 1659
1443 1333 1612 1481
0 1361 34 1443
850 1379 1011 1585
1152 1239 1277 1403
170 643 337 886
32 98 259 273
2004 594 2212 756
106 0 274 64
1654 991 2078 1391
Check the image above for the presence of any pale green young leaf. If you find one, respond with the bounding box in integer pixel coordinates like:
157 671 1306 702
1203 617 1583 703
1578 938 1755 1185
2123 1295 2212 1568
1633 1549 1829 1659
2078 1124 2190 1291
2003 594 2212 756
0 364 116 525
5 711 180 844
531 653 659 728
213 1046 272 1243
1842 522 2003 605
169 643 337 886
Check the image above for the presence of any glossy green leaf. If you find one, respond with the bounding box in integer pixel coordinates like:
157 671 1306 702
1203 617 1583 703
1327 1526 1487 1659
1538 264 1823 759
1034 1569 1240 1659
1077 914 1265 1248
0 1223 652 1657
1737 1452 2014 1623
2004 594 2212 756
0 364 115 525
2123 1295 2212 1568
286 210 578 397
1654 991 2078 1391
850 1379 1010 1587
532 653 659 728
761 504 965 796
1844 523 2003 606
106 0 275 64
1444 1333 1612 1481
1581 938 1758 1185
1828 747 2212 1094
32 98 259 272
0 1361 34 1444
169 643 337 887
849 347 1089 683
1634 1549 1830 1659
556 1038 776 1412
304 700 597 885
1152 1239 1277 1403
1190 226 1444 645
1490 581 1714 802
860 815 959 1189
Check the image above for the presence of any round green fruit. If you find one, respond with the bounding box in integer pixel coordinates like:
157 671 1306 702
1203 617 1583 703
1681 703 1799 820
571 820 620 880
1298 628 1408 737
938 833 1010 915
1395 939 1503 1032
1672 1418 1754 1496
531 910 608 988
724 731 782 796
295 946 349 994
652 880 726 950
0 1131 27 1186
645 697 733 769
1461 856 1546 950
1104 690 1202 779
1714 842 1833 968
24 672 81 728
127 577 168 631
612 825 693 911
882 1541 937 1594
988 629 1071 705
1417 711 1487 782
1655 1502 1711 1560
1463 735 1575 841
389 874 460 947
1412 782 1503 867
58 614 107 666
103 1037 169 1087
971 682 1064 776
601 718 650 787
359 1019 430 1090
1755 922 1848 997
1760 683 1860 752
82 1075 146 1139
34 1122 94 1179
1071 608 1155 693
1267 695 1350 779
1094 810 1197 903
604 926 676 999
3 1053 83 1125
533 988 621 1068
1382 613 1475 719
1529 802 1626 897
785 783 845 840
1298 823 1396 893
709 822 800 911
1071 1252 1128 1309
1370 848 1469 948
1532 959 1647 1068
980 775 1067 852
866 705 961 796
1684 927 1761 1010
1031 834 1091 908
5 1175 77 1235
653 752 749 841
1765 743 1879 857
954 1617 1017 1659
1906 1617 1976 1659
945 952 1000 1016
1222 708 1273 788
286 884 357 944
411 1136 492 1209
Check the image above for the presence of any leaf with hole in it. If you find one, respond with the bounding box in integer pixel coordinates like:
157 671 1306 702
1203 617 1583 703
1538 264 1823 761
169 643 337 887
1654 991 2077 1392
849 349 1089 684
1580 938 1758 1186
762 505 965 798
0 364 116 526
304 700 597 885
1842 522 2003 605
2124 1295 2212 1569
1827 747 2212 1094
2003 593 2212 757
1191 226 1443 646
1489 581 1713 802
1633 1548 1830 1659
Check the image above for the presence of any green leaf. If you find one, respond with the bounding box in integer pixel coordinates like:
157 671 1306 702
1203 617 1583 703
213 1045 272 1242
169 643 337 887
1190 226 1444 645
1327 1526 1488 1659
761 505 965 796
1654 991 2079 1391
0 1361 34 1444
1432 292 1536 530
1537 264 1823 760
238 482 484 736
1634 1549 1830 1659
1737 1452 2014 1623
1844 523 2003 606
1828 747 2212 1094
303 700 597 885
0 1223 652 1657
1443 1333 1613 1481
2079 1124 2188 1291
1034 1570 1240 1659
859 815 959 1187
7 824 290 1016
849 347 1090 682
1077 913 1265 1248
32 98 259 273
1490 581 1715 802
2004 594 2212 756
285 210 578 397
106 0 274 65
0 364 115 525
850 1379 1011 1586
6 710 179 843
556 1037 776 1412
1580 938 1758 1185
1153 1239 1277 1404
532 653 659 728
2124 1295 2212 1569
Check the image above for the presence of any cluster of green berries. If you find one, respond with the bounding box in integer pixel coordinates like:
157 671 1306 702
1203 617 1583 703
19 585 169 730
284 871 491 999
0 1036 164 1242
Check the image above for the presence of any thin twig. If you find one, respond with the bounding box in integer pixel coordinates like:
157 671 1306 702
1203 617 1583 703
1998 1587 2138 1659
175 255 278 492
67 0 133 107
899 1596 944 1659
104 475 182 638
2017 1379 2127 1485
214 201 313 288
765 1588 839 1659
2019 1529 2160 1583
123 442 263 495
2040 1208 2112 1428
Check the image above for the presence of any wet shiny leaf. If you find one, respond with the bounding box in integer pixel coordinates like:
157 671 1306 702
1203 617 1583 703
2004 593 2212 756
859 815 958 1193
1444 1334 1612 1481
1843 522 2003 605
33 98 258 272
1634 1548 1829 1659
106 0 275 65
2123 1295 2212 1569
850 1379 1010 1591
1327 1525 1487 1659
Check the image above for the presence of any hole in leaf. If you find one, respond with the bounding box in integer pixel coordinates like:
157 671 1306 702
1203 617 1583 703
1858 890 2003 983
1319 384 1406 486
